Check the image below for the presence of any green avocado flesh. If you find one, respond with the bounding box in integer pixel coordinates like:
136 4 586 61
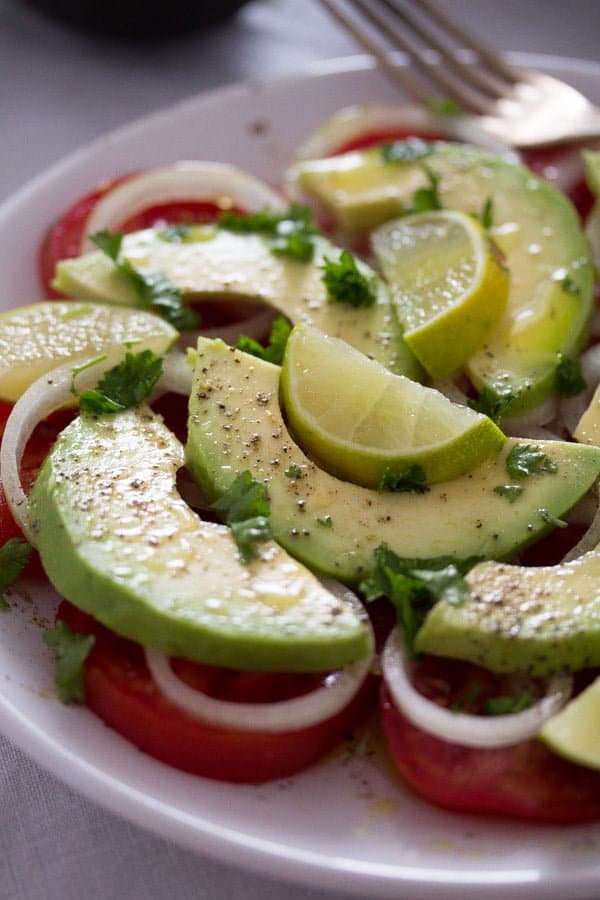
417 552 600 675
53 229 419 378
185 338 600 583
28 407 371 671
295 143 594 414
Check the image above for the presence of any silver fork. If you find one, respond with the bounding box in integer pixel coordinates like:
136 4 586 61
318 0 600 147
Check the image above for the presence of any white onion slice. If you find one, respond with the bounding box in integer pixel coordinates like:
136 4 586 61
145 582 374 733
502 393 558 435
199 307 276 344
81 161 286 253
381 628 572 749
157 351 193 397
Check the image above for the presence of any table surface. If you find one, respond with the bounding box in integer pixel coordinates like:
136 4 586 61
1 1 600 898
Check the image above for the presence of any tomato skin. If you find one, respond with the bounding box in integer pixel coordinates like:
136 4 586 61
380 681 600 823
58 601 377 784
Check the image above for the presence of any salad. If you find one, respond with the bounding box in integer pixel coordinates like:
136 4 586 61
1 101 600 825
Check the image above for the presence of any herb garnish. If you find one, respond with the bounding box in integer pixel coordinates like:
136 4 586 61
485 690 533 716
493 484 523 503
403 165 443 215
480 196 494 230
316 515 333 528
380 464 429 494
539 508 568 529
555 355 587 397
235 315 292 365
468 386 515 423
211 471 272 563
284 464 302 479
560 275 581 295
321 249 377 308
218 203 318 263
43 621 95 704
76 350 163 415
360 544 479 657
379 138 433 164
506 444 558 479
0 538 32 609
90 229 198 330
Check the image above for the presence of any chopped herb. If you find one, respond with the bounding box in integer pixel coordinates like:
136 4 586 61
539 508 568 529
211 471 272 563
360 544 479 657
76 350 163 415
403 165 442 215
468 386 515 422
284 464 302 479
506 444 558 479
379 138 433 164
321 250 377 308
235 315 292 365
0 538 32 608
218 203 318 263
480 197 494 230
43 621 95 704
555 355 587 397
493 484 524 503
89 230 198 330
485 690 533 716
380 464 429 494
316 515 333 528
560 275 581 295
424 96 464 117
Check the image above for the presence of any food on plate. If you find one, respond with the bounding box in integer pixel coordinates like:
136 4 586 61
1 105 600 817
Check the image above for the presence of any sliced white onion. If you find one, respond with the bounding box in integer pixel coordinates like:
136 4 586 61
145 582 374 733
502 393 558 435
432 377 469 406
198 306 276 344
157 350 194 397
381 628 572 749
81 161 286 253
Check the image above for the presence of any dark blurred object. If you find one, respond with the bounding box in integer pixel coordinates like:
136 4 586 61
24 0 251 39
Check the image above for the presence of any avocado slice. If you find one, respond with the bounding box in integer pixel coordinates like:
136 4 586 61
416 552 600 675
28 406 371 672
293 143 594 414
185 338 600 583
53 228 420 378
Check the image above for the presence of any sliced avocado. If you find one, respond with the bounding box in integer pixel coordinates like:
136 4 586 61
294 143 594 414
185 338 600 583
28 406 371 672
416 552 600 675
54 228 420 378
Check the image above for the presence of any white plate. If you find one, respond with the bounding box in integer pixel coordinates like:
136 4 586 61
1 53 600 900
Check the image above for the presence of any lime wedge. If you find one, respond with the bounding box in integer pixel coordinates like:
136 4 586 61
0 301 178 401
372 210 509 379
539 676 600 770
280 323 505 488
583 150 600 197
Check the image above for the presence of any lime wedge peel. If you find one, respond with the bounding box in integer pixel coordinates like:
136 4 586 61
280 323 506 489
372 209 509 380
539 676 600 771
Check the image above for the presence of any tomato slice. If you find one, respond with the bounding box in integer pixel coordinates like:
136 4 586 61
57 601 377 783
381 659 600 823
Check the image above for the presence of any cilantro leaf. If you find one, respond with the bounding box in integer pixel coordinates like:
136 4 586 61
493 484 524 503
211 471 272 563
403 165 442 215
380 464 429 494
379 138 434 164
506 444 558 479
284 464 302 479
539 508 568 529
235 315 292 365
89 230 199 330
468 386 515 423
485 690 533 716
480 196 494 230
0 538 32 608
77 350 163 415
555 355 587 397
218 203 318 263
360 545 479 657
43 621 95 704
316 515 333 528
321 250 377 308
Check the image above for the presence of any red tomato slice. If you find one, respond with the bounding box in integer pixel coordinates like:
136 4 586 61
57 601 377 783
380 659 600 823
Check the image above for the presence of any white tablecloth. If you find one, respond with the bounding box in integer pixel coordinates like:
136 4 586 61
1 1 599 897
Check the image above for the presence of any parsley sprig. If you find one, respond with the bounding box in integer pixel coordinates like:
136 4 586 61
75 350 163 415
43 620 95 704
235 315 292 365
0 538 32 608
218 203 318 263
211 471 272 564
321 250 378 308
90 229 199 330
360 544 479 657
